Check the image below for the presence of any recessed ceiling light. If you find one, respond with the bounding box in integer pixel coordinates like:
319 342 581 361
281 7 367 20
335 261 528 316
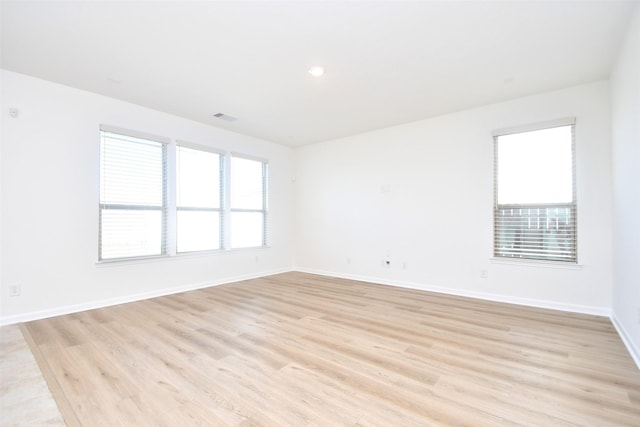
308 66 325 77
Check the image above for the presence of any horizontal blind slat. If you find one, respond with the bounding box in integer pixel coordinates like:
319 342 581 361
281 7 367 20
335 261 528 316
99 130 167 261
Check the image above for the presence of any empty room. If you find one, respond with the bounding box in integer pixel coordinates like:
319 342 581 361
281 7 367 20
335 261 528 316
1 1 639 426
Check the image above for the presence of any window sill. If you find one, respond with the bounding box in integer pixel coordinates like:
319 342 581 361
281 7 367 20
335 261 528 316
96 246 271 267
96 254 170 267
490 257 582 270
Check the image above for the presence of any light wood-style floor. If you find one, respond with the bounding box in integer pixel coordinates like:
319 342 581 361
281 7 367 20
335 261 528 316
21 272 640 426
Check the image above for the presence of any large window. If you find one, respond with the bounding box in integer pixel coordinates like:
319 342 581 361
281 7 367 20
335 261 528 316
231 155 268 248
99 126 268 261
176 145 223 253
99 127 167 260
493 119 577 263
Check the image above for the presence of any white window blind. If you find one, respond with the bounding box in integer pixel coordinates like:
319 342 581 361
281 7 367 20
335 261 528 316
176 145 223 252
99 128 167 260
493 122 577 263
230 155 268 248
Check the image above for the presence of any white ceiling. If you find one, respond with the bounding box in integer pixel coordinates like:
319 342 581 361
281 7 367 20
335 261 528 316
1 1 636 146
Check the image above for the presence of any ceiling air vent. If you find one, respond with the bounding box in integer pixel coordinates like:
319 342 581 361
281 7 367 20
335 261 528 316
213 113 237 122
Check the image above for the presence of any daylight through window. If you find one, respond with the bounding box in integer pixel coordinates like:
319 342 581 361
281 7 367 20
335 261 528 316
176 145 223 253
231 156 268 248
99 128 168 260
99 126 268 261
493 120 577 263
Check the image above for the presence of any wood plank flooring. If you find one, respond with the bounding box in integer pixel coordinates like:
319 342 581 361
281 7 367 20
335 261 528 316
22 272 640 426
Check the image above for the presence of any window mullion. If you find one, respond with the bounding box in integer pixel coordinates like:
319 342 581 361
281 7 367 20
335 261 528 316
166 142 177 256
223 153 232 250
263 162 268 246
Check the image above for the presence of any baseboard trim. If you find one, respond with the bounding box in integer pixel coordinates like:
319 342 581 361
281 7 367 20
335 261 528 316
294 267 611 317
0 268 292 326
611 315 640 370
6 266 635 370
1 265 615 330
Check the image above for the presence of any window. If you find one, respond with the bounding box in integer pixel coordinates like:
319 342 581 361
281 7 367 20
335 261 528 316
176 145 223 253
230 155 268 248
99 127 167 260
99 126 269 261
493 119 576 263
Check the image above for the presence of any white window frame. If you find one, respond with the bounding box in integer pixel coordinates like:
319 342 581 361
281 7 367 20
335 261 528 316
229 153 269 249
98 126 269 262
98 125 169 261
175 141 225 254
492 118 577 264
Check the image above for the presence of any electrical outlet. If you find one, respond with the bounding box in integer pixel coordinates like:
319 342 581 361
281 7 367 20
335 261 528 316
480 269 488 279
9 284 21 297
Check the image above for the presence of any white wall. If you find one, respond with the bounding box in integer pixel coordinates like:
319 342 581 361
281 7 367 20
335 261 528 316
0 70 622 325
295 81 613 314
610 5 640 365
0 70 295 324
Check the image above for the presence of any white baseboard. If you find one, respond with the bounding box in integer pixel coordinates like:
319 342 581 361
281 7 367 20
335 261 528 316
294 268 638 369
4 266 636 369
611 315 640 370
294 267 611 317
6 266 635 371
0 268 292 326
